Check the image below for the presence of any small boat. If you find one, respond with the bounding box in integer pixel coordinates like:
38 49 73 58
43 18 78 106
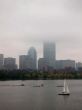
33 84 44 87
58 80 70 95
21 83 25 86
41 83 44 87
33 85 41 87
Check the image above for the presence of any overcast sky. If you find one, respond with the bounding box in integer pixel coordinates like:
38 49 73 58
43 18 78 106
0 0 82 63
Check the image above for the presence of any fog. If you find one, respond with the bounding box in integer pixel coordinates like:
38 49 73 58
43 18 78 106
0 0 82 63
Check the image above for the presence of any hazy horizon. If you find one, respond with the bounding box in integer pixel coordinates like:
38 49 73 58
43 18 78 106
0 0 82 63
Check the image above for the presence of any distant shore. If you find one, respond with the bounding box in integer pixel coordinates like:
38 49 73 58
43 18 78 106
0 69 82 80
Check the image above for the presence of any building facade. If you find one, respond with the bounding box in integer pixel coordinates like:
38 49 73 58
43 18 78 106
56 60 75 70
19 47 37 70
19 55 27 69
38 58 49 71
76 62 82 70
4 57 17 70
28 47 37 70
43 42 56 68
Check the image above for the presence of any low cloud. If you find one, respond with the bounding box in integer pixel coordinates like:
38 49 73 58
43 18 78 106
0 0 82 62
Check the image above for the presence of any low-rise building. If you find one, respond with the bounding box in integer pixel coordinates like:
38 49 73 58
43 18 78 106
4 57 17 70
56 60 75 70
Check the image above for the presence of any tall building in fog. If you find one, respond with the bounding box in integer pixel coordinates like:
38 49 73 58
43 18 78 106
19 55 33 70
4 57 17 70
19 55 27 69
28 47 37 70
0 54 4 69
43 42 56 68
38 58 49 71
19 47 37 70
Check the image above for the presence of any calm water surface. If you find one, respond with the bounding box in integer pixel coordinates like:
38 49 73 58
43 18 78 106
0 80 82 110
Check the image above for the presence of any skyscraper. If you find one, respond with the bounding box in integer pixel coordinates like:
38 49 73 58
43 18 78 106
19 55 27 70
28 47 37 70
19 47 37 70
43 42 56 68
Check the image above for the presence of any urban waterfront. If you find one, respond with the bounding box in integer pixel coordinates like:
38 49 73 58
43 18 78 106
0 80 82 110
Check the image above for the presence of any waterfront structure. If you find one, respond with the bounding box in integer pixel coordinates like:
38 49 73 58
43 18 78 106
28 47 37 70
43 42 56 68
56 60 75 69
0 54 4 69
4 57 17 70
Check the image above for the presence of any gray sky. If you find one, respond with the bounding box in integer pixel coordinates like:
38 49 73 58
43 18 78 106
0 0 82 63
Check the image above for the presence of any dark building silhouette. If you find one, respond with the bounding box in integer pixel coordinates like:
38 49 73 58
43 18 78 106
4 57 17 70
76 62 82 70
56 60 75 70
0 54 4 69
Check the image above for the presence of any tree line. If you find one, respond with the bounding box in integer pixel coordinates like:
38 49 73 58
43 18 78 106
0 69 82 80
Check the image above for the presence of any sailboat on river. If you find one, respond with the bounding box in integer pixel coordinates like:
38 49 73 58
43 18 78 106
58 80 70 95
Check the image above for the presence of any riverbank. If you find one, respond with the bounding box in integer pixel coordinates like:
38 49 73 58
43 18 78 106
0 70 82 80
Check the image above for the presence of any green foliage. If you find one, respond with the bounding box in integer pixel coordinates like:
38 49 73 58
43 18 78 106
0 70 82 80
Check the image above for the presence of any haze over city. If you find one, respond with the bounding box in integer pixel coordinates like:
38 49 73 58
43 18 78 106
0 0 82 63
0 1 82 110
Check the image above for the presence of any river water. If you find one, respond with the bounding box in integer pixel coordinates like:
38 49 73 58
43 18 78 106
0 80 82 110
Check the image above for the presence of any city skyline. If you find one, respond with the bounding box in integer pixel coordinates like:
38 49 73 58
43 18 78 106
0 1 82 110
0 42 82 65
0 0 82 62
0 42 82 70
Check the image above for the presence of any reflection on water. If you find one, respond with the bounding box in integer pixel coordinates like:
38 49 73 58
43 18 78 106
0 80 82 110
